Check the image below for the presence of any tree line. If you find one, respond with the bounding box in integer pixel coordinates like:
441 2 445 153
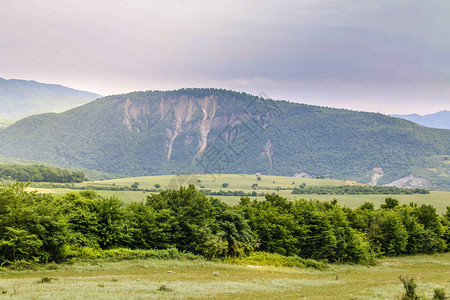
0 183 448 265
0 164 86 183
292 185 429 195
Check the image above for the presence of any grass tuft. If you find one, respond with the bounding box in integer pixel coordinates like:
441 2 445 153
37 277 53 284
157 284 173 292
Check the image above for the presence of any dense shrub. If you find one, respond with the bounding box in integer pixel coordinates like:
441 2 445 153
0 183 448 266
0 183 68 263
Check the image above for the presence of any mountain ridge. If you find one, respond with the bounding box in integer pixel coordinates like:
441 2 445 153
391 110 450 129
0 77 101 119
0 88 449 189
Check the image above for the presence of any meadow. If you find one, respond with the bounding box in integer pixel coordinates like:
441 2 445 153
0 253 448 299
27 174 450 213
9 174 450 299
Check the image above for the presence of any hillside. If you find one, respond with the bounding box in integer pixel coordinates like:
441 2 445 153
0 88 448 189
0 77 101 119
391 110 450 129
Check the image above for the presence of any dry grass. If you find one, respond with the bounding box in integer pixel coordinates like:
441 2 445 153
0 253 448 299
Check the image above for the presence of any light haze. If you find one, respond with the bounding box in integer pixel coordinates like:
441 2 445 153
1 0 450 114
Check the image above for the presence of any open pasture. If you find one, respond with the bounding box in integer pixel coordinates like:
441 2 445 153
90 174 362 190
27 173 449 213
0 253 448 299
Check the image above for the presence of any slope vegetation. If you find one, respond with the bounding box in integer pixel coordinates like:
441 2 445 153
0 88 448 188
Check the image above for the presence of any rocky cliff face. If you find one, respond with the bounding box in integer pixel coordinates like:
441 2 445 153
115 93 277 166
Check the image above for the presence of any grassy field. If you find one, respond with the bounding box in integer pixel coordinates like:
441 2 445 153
90 174 363 190
25 173 450 213
27 188 449 213
0 253 448 299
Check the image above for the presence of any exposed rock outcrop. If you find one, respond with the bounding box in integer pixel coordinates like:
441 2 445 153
384 174 430 188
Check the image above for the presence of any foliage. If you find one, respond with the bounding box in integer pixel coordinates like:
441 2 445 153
0 183 68 263
293 185 429 195
0 164 85 182
65 247 200 261
433 288 446 300
399 275 419 300
200 189 261 197
0 183 448 266
144 185 256 258
232 251 327 269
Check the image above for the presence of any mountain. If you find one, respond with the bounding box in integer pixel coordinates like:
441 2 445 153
0 88 448 189
0 77 101 119
391 111 450 129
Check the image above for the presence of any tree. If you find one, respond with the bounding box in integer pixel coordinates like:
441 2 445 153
380 197 399 209
131 182 139 190
222 183 229 188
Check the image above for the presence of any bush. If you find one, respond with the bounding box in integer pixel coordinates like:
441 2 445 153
233 252 327 270
399 275 419 300
433 288 446 300
65 247 200 261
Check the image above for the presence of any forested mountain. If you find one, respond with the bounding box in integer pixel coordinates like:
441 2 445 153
391 110 450 130
0 88 448 189
0 77 101 119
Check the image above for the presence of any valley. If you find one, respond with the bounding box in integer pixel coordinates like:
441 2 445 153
3 1 450 298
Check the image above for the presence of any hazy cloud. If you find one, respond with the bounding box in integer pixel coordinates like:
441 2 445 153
1 0 449 114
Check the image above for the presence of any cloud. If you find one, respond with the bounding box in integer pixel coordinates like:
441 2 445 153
1 0 449 114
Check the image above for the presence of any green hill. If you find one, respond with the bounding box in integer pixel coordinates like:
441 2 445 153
0 77 101 119
0 88 448 189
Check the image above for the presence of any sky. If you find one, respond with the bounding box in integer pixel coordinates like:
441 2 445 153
1 0 450 114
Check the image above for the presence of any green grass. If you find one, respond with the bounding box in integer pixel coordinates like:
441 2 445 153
212 191 450 213
90 174 362 190
51 188 149 203
292 191 450 214
0 253 448 299
30 173 449 213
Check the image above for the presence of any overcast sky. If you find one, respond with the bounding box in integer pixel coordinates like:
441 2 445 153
1 0 450 114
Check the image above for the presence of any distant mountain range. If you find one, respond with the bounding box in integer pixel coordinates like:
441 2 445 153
0 88 448 189
0 77 101 119
391 111 450 129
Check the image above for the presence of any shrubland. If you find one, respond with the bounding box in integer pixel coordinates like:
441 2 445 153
0 182 449 267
